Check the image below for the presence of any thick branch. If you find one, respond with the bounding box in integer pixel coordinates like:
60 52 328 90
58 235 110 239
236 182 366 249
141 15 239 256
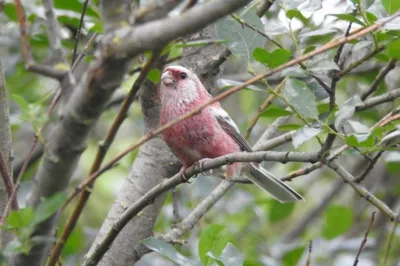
0 58 13 247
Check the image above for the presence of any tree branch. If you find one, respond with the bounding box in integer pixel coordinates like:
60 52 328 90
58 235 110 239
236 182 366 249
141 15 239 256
163 180 235 242
84 150 319 265
0 57 14 246
361 59 396 101
356 88 400 111
326 160 399 222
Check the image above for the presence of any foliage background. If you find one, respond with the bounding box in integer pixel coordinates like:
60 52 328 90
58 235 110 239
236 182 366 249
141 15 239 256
0 0 399 265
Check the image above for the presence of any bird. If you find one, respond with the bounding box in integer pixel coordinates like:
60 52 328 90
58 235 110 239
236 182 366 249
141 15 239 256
159 65 303 202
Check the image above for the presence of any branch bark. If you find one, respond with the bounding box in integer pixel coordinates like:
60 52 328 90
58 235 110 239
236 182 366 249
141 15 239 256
85 80 180 265
0 57 13 247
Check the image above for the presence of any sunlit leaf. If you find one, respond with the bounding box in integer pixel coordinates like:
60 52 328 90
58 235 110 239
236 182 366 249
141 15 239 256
260 107 292 118
147 69 161 84
54 0 100 18
215 7 265 61
282 245 305 266
32 193 67 226
286 9 308 25
269 201 295 222
219 243 245 266
292 126 322 148
253 48 292 68
279 124 303 131
199 224 231 266
142 237 196 266
385 151 400 174
381 0 400 14
334 95 363 129
283 78 318 119
243 258 264 266
298 0 322 11
4 3 17 21
387 39 400 59
6 208 35 229
322 205 353 239
329 13 365 26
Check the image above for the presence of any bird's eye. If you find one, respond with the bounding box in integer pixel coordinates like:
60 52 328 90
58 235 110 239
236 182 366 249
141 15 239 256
180 72 187 79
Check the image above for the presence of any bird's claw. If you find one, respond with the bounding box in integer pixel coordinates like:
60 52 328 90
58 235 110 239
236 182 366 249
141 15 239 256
179 166 191 183
194 158 212 175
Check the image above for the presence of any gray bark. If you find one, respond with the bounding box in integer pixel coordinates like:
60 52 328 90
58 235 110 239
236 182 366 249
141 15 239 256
85 80 180 265
0 57 13 247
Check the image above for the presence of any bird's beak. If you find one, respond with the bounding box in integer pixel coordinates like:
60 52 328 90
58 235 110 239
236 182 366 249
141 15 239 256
161 71 175 87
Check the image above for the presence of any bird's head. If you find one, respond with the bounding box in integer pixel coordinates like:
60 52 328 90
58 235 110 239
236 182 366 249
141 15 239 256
160 66 207 105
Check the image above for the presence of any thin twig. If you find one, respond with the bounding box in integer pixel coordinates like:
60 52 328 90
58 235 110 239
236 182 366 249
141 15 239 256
72 0 89 63
13 0 32 63
305 240 312 266
335 46 385 79
381 213 399 266
354 151 384 183
256 0 275 17
244 79 285 139
356 88 400 111
164 180 234 242
0 153 15 207
327 159 399 222
0 135 37 225
361 59 397 101
172 188 180 225
353 211 376 266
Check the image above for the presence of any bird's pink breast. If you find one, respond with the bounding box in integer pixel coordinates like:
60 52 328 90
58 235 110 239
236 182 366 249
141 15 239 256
161 102 240 167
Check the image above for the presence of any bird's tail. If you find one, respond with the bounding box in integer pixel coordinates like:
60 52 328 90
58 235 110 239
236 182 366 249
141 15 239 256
246 163 304 203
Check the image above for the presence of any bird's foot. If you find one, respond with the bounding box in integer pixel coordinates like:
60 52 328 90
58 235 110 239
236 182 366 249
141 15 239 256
178 166 191 183
194 158 212 175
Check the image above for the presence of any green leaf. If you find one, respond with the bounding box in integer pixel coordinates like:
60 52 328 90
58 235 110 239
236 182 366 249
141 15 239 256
32 193 67 226
206 252 225 266
365 12 378 24
278 124 303 131
147 69 161 84
385 151 400 174
283 78 318 119
334 95 363 129
215 7 265 61
252 48 292 68
6 208 35 229
292 126 322 148
198 224 231 266
243 258 264 266
269 201 295 222
282 245 305 266
286 9 308 25
63 226 84 256
260 107 292 118
12 94 30 113
329 14 365 26
4 3 17 21
322 205 353 239
141 237 196 266
381 0 400 14
219 243 245 266
387 39 400 59
54 0 100 18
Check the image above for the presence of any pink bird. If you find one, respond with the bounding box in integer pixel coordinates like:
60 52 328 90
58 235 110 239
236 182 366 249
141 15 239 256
160 66 303 202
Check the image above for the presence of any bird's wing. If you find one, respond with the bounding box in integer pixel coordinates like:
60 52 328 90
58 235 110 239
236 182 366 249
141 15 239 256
209 106 253 152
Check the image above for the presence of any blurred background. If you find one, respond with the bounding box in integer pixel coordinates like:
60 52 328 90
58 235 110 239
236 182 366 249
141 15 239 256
0 0 399 265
